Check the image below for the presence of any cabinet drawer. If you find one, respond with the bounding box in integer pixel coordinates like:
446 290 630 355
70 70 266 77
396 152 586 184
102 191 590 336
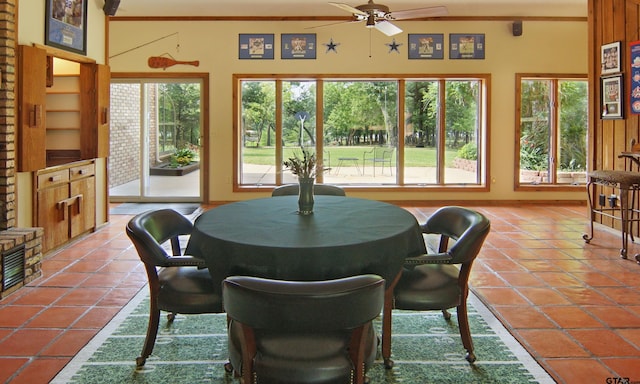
70 163 95 180
37 169 69 189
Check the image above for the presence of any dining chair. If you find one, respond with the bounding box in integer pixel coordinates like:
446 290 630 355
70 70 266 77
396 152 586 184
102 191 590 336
382 206 490 368
222 274 385 384
126 208 223 367
271 183 346 196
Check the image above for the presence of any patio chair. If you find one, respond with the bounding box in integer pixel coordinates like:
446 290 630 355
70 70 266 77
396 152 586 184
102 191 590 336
363 147 394 177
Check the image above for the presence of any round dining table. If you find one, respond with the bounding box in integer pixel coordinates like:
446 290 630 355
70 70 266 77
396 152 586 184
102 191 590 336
185 195 426 289
184 195 427 365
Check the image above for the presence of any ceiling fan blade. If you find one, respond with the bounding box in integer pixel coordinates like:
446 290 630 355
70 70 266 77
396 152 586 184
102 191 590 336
389 5 448 20
306 19 361 30
329 2 367 16
375 20 402 36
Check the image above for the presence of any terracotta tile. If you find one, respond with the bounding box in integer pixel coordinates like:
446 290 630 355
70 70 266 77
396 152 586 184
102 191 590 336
544 358 615 383
98 259 141 273
516 259 561 272
97 287 142 306
556 287 617 306
0 358 28 383
9 357 70 384
77 272 127 287
472 287 529 305
568 329 640 357
492 306 556 329
571 271 623 287
618 329 640 349
598 287 640 306
533 271 583 287
73 307 121 329
585 306 640 328
0 306 43 327
540 306 604 329
497 272 546 287
41 329 98 356
602 357 640 379
479 258 526 272
0 329 62 356
37 272 89 288
24 307 88 328
515 329 590 358
55 288 108 306
517 287 571 305
65 259 107 273
10 287 68 306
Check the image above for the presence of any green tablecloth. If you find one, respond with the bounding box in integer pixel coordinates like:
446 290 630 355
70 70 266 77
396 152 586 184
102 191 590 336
186 196 426 291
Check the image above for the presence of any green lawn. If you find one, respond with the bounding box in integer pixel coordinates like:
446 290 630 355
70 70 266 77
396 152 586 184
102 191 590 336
243 146 460 167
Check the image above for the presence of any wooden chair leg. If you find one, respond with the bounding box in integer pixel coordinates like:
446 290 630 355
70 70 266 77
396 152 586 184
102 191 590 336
137 303 161 367
456 303 476 363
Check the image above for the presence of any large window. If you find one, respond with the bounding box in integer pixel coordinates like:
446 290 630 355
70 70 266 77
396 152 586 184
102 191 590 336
235 75 488 190
516 75 588 189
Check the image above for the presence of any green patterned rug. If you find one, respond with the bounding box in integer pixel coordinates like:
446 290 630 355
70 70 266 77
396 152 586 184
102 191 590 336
52 288 554 383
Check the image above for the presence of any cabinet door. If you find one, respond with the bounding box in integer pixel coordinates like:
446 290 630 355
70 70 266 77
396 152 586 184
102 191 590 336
18 45 47 171
38 185 69 252
80 63 110 159
70 176 95 238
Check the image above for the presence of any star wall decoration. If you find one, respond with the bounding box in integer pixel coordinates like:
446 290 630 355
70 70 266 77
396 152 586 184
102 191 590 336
386 38 402 54
324 38 340 53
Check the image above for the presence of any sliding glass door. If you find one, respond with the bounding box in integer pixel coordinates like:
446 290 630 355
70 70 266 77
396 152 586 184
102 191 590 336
108 78 204 202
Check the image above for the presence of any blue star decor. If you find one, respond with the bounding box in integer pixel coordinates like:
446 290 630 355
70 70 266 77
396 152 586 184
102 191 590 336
324 38 340 53
386 38 402 54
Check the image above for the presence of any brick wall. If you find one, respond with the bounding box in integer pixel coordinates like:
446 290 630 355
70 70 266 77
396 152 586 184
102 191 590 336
0 0 43 298
108 83 159 188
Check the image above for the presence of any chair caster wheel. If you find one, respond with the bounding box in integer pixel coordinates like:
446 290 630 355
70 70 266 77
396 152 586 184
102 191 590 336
384 358 394 369
135 356 146 367
465 352 476 363
442 309 452 320
167 313 176 322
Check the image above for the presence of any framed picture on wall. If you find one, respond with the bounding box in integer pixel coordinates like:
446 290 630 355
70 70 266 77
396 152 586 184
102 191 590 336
281 34 316 59
449 34 485 59
601 41 621 75
45 0 88 55
239 34 275 59
601 74 624 119
408 34 444 59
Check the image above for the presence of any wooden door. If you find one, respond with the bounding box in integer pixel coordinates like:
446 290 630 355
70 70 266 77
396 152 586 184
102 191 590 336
38 184 69 252
70 176 95 238
17 45 47 171
80 63 111 159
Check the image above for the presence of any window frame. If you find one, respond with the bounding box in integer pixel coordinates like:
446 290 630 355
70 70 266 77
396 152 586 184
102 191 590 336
514 73 588 191
233 73 490 193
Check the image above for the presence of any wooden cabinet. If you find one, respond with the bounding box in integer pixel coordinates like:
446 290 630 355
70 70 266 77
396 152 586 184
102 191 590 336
35 161 96 252
17 45 111 169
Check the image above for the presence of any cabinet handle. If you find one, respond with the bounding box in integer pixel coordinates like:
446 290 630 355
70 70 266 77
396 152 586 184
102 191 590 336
49 175 61 182
102 107 109 125
30 104 42 127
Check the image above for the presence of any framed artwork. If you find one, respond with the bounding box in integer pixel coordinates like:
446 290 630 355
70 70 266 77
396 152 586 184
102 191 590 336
601 74 624 119
629 40 640 114
281 34 316 59
45 0 88 55
449 34 485 59
239 34 274 59
408 34 444 59
601 41 621 75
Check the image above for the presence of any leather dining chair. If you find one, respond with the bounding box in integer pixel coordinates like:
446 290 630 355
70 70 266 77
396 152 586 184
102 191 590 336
126 209 223 367
271 183 346 196
383 206 490 368
222 274 385 384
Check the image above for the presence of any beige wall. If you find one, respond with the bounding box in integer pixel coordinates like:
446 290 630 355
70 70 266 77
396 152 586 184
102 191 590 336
109 19 588 203
16 1 107 227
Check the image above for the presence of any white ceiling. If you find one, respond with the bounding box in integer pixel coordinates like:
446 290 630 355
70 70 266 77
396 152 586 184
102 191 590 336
112 0 587 18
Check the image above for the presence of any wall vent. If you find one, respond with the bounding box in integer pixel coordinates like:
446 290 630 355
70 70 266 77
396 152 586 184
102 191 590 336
2 244 25 291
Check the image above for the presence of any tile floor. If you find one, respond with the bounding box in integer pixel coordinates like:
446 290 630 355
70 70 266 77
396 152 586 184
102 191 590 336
1 203 640 383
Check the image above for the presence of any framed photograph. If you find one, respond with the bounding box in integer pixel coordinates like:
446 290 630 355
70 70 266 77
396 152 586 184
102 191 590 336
601 75 624 119
281 34 316 59
601 41 621 75
45 0 88 55
239 34 274 59
408 34 444 59
449 34 485 59
629 40 640 114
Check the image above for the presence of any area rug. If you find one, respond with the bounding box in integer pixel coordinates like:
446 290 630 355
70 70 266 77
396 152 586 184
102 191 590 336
109 203 202 216
52 288 554 384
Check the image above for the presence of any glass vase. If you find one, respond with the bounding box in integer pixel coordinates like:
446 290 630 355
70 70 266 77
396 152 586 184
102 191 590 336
297 177 315 215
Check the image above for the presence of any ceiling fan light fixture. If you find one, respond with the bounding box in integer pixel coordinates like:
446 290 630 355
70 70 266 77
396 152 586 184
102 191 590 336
366 13 376 27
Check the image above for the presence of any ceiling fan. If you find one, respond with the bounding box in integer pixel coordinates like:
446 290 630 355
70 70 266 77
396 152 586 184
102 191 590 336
327 1 448 36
